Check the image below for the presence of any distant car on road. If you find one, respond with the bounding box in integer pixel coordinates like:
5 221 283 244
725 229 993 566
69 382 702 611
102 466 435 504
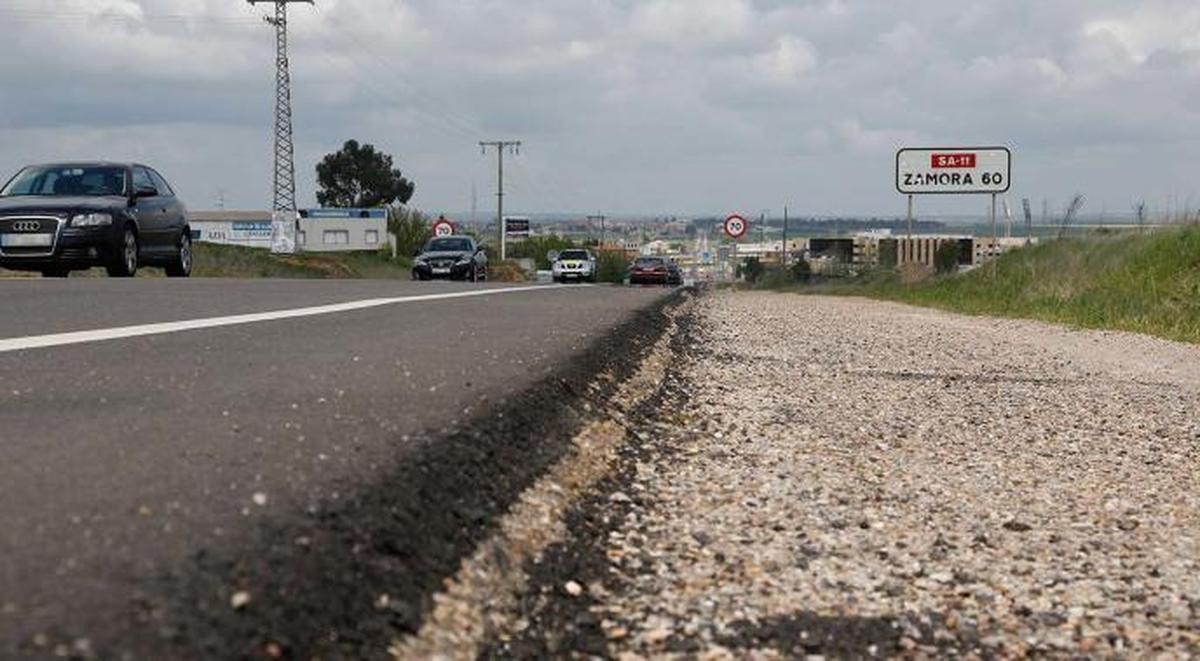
0 162 191 277
666 260 683 286
552 249 596 283
628 256 671 285
412 236 487 281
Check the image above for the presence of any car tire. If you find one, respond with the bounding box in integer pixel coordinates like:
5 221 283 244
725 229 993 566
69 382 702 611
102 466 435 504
165 231 192 278
106 226 139 278
41 268 70 278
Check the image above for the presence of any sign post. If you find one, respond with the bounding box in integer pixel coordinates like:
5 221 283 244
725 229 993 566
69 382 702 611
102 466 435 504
991 193 998 278
906 195 914 241
723 214 748 240
896 146 1012 269
432 217 455 238
724 214 748 281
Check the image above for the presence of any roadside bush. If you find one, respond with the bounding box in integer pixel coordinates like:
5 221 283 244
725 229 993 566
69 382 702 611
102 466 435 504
388 206 432 258
507 236 580 270
790 257 812 282
596 251 630 283
934 240 962 274
488 259 527 282
740 257 765 283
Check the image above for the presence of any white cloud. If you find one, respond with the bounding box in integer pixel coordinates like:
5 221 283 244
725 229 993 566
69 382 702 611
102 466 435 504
0 0 1198 216
631 0 754 48
751 36 819 87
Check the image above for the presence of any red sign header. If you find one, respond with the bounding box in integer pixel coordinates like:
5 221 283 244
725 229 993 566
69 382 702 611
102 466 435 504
931 153 976 169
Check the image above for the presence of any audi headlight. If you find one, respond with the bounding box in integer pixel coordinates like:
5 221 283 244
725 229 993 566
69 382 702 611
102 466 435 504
71 213 113 227
456 256 472 265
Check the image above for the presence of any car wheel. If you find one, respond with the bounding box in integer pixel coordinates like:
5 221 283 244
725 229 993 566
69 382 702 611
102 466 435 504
106 226 139 278
165 232 192 278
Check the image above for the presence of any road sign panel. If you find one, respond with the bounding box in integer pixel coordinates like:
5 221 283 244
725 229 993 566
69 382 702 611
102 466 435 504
723 214 748 239
896 147 1011 195
432 219 454 237
504 217 531 237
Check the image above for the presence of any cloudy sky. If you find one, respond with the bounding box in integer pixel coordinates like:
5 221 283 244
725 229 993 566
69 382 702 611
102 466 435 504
1 0 1198 218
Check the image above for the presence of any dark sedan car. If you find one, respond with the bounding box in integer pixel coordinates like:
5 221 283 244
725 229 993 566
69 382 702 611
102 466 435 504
412 236 488 282
666 260 684 285
0 162 191 277
628 256 671 285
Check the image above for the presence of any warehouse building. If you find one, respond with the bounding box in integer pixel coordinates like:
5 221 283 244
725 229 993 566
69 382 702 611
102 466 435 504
190 208 388 253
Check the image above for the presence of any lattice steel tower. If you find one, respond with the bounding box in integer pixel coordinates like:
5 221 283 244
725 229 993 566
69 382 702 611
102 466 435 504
248 0 311 252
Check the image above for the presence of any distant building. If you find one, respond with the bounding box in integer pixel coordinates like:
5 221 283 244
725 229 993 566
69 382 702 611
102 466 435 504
190 209 387 253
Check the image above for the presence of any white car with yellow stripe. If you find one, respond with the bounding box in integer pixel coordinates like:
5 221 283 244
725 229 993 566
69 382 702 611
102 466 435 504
551 249 596 283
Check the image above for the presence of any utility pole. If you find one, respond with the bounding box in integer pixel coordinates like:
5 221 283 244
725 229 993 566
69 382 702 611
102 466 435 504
480 141 521 260
248 0 312 254
588 214 607 247
470 182 477 225
782 205 789 267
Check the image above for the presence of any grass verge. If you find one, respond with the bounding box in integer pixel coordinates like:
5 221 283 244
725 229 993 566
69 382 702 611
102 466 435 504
191 243 411 279
796 226 1200 344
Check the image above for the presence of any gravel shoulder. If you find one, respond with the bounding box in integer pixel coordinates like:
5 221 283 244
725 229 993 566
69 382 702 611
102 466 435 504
495 291 1200 658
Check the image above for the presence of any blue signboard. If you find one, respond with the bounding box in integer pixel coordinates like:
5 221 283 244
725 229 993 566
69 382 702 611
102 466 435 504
300 208 387 220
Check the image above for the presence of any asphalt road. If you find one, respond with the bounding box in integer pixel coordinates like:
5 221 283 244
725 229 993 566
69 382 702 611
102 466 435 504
0 278 674 658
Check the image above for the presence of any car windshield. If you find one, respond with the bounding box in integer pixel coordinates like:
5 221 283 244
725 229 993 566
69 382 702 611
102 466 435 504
0 165 127 197
558 250 589 261
426 238 473 252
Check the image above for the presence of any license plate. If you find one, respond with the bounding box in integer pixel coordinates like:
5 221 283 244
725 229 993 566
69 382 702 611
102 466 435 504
1 234 52 247
432 267 451 275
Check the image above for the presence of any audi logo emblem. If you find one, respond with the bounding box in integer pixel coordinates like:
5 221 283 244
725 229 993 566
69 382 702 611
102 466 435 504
11 221 41 232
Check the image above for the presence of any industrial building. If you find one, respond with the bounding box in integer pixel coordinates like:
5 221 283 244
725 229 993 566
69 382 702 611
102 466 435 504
728 229 1034 274
190 208 388 253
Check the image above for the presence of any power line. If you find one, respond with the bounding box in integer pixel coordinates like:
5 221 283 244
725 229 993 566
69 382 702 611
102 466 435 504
0 8 261 24
313 15 486 140
248 0 313 254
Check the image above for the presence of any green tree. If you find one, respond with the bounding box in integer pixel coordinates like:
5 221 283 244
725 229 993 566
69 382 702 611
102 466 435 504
934 240 962 274
596 251 630 283
506 236 581 269
316 140 415 208
389 207 432 258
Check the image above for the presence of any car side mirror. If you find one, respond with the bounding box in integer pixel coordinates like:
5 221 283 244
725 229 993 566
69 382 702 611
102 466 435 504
134 185 157 198
411 248 421 258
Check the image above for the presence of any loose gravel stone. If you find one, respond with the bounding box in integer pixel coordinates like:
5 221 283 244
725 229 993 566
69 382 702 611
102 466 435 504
576 291 1200 658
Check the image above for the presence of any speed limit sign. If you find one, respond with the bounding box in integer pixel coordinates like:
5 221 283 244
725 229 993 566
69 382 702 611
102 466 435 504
432 218 454 237
723 214 748 239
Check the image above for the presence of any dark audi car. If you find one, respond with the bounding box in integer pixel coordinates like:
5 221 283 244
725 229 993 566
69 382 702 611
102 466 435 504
0 162 191 277
412 236 488 281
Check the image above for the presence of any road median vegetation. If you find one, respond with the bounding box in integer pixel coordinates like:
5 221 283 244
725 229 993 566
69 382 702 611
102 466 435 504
768 225 1200 344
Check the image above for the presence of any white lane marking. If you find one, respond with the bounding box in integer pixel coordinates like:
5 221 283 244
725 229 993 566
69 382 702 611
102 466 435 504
0 284 588 354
